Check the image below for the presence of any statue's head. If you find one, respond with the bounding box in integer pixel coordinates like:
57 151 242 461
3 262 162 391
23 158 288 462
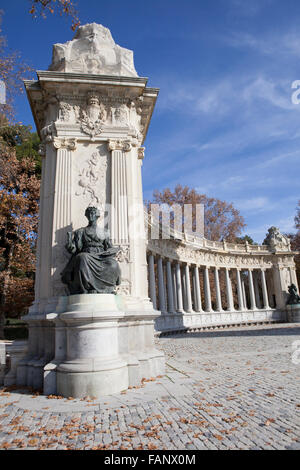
85 206 100 221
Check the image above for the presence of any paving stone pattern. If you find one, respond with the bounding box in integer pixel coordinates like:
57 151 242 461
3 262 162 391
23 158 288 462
0 323 299 450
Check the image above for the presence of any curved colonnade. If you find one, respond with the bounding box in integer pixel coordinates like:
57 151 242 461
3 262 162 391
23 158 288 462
146 228 298 333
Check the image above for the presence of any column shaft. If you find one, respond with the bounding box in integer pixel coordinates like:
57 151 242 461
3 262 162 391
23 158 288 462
214 267 223 312
148 254 157 309
236 269 244 311
166 261 175 313
175 263 184 312
193 266 202 312
261 269 270 309
184 265 193 313
248 269 257 310
111 149 129 244
157 257 166 313
203 267 212 312
225 268 234 311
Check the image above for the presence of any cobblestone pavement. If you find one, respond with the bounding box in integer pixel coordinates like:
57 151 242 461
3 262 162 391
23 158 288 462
0 323 300 450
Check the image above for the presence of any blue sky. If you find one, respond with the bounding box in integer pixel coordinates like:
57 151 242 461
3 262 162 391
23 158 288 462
1 0 300 242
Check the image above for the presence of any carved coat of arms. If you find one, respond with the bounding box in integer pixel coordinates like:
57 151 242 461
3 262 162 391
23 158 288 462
79 93 107 140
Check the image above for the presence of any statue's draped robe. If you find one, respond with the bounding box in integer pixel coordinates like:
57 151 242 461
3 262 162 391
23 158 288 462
61 228 121 294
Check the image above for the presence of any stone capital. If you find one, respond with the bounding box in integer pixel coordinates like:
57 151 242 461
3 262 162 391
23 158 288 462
53 137 77 151
107 139 132 152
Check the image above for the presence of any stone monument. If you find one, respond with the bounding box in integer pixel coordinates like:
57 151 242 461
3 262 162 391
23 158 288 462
17 23 165 397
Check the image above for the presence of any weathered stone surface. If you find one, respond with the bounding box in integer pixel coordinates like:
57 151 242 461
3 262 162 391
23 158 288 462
49 23 138 77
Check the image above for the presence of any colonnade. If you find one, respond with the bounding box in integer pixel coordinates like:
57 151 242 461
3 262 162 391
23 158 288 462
147 254 273 315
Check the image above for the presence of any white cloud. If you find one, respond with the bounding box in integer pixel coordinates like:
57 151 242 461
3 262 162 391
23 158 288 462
234 197 270 212
225 30 300 59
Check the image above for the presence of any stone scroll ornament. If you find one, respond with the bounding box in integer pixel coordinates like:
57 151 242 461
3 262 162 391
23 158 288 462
61 206 121 294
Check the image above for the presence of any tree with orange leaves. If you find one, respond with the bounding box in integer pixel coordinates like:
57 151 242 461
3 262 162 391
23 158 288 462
0 118 41 338
29 0 80 30
148 184 246 242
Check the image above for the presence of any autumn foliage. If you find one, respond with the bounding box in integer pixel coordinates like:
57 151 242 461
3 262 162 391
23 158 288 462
149 184 246 242
0 121 40 338
29 0 80 30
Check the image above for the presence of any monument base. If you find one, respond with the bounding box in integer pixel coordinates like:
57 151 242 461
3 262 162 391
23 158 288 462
18 294 165 398
287 304 300 323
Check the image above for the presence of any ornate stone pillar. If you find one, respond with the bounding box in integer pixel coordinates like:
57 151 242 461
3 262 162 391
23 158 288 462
166 260 175 313
203 266 212 312
157 257 166 313
22 23 166 398
225 268 235 311
214 267 223 312
261 269 270 309
148 253 157 310
193 266 202 313
184 264 193 313
248 269 257 310
51 138 77 297
175 263 184 313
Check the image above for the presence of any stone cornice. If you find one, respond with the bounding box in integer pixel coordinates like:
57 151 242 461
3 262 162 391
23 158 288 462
36 70 149 87
24 73 159 145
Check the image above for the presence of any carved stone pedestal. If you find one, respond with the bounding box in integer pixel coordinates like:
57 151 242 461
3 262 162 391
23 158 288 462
40 294 164 398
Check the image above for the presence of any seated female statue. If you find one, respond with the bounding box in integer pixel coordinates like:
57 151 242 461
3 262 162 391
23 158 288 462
61 206 121 294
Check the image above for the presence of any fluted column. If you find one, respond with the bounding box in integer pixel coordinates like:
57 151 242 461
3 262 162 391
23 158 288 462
108 140 130 245
157 257 166 313
193 266 202 312
175 263 184 312
236 268 244 311
214 267 223 312
51 138 77 296
184 264 193 313
261 269 270 309
248 269 257 310
203 266 212 312
148 254 157 309
166 260 175 313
